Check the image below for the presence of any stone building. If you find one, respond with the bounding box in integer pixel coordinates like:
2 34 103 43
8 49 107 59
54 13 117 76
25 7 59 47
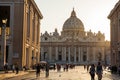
0 0 43 69
108 0 120 66
41 9 110 65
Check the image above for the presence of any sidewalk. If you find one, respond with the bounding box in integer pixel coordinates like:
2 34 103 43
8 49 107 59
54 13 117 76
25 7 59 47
36 67 120 80
1 67 120 80
0 70 29 80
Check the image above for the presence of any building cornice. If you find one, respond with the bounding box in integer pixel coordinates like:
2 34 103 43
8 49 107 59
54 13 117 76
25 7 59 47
108 0 120 19
0 0 43 19
30 0 43 19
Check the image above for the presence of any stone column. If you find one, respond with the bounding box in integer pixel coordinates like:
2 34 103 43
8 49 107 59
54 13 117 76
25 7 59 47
30 6 33 41
55 47 58 61
74 47 76 62
81 47 83 62
49 47 52 62
93 47 96 63
87 47 89 62
41 47 44 60
29 47 32 68
78 47 81 62
102 48 104 62
34 14 37 44
68 47 71 62
7 44 12 66
63 47 66 61
26 48 29 68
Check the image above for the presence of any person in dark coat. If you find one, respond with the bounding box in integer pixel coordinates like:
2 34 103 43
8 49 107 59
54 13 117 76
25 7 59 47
36 63 41 77
87 64 90 72
45 63 49 77
118 66 120 76
15 64 19 74
4 63 8 73
12 64 15 73
96 62 103 80
89 64 95 80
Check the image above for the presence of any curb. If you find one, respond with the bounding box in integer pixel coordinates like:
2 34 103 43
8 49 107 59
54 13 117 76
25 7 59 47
0 71 29 80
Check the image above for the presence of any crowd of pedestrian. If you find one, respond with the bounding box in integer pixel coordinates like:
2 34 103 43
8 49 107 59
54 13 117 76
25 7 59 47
2 63 19 74
107 65 120 76
3 61 120 80
87 61 120 80
35 62 49 78
34 62 76 78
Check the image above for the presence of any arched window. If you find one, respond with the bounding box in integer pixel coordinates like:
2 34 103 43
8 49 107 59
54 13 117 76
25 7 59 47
83 51 87 62
98 52 102 61
58 51 62 61
44 52 47 60
83 55 87 62
66 52 68 61
70 55 74 62
76 52 78 62
44 37 48 40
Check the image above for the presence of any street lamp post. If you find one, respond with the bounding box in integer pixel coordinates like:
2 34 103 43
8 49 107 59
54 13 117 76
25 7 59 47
1 19 7 66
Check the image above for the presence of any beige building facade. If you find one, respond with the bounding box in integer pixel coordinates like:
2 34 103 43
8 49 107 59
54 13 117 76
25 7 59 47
108 0 120 66
0 0 43 69
41 9 110 65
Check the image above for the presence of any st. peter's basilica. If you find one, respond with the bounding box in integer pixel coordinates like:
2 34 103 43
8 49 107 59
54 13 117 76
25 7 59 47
40 9 110 65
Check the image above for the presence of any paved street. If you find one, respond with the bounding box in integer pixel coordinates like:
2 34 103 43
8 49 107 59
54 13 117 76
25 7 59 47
2 66 120 80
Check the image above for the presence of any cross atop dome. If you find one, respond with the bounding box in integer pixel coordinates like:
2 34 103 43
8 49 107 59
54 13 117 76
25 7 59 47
71 8 76 17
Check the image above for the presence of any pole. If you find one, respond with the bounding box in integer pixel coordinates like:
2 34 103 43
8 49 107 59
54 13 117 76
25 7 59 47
1 23 6 66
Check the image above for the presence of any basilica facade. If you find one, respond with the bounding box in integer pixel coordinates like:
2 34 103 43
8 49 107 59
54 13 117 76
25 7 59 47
40 9 110 65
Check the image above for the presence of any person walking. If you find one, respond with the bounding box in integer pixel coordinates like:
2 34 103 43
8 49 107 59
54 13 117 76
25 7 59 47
45 63 49 77
66 64 69 72
96 62 103 80
118 65 120 76
15 63 19 74
12 64 15 73
4 63 8 73
87 64 89 72
63 64 66 71
36 63 41 77
89 64 95 80
84 64 86 70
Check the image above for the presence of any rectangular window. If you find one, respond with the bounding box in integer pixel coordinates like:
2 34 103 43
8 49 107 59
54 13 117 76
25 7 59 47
0 6 10 35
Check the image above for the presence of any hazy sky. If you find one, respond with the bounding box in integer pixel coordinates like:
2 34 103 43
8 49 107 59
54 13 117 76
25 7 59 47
35 0 119 41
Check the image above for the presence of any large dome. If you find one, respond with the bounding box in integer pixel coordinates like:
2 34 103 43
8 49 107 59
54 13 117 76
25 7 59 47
63 9 84 31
